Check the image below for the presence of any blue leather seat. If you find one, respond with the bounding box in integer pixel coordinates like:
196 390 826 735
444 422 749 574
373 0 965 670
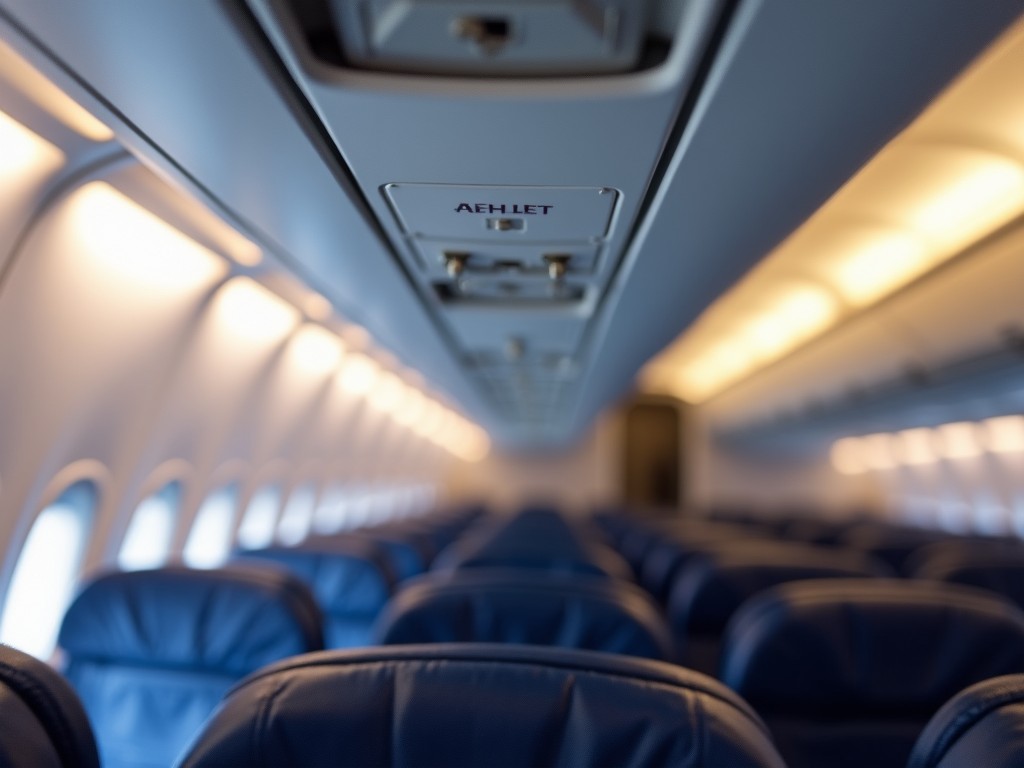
667 544 887 673
374 570 675 661
176 644 787 767
58 565 324 768
914 548 1024 610
719 580 1024 768
237 541 394 647
908 674 1024 768
434 508 631 580
0 643 99 768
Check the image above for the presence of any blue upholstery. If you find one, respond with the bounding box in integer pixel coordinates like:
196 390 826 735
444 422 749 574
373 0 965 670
176 644 787 768
58 565 323 768
434 508 631 580
0 644 99 768
668 544 887 673
374 570 675 660
308 532 428 582
720 580 1024 768
236 542 394 647
914 549 1024 610
908 674 1024 768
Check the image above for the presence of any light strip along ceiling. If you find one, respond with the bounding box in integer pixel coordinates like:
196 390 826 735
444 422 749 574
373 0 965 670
643 15 1024 404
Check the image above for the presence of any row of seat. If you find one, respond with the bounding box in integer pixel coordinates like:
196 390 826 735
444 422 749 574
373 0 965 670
25 504 1024 766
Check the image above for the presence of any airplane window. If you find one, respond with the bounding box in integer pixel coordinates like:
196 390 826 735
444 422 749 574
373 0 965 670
182 484 239 569
311 485 347 535
118 481 180 570
277 484 317 545
0 480 96 660
236 485 281 550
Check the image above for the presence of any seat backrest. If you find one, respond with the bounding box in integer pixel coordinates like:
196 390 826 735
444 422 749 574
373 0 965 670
58 565 324 768
0 644 99 768
915 552 1024 609
177 644 786 768
908 674 1024 768
720 580 1024 768
433 509 631 580
374 570 675 660
667 544 886 673
236 542 394 647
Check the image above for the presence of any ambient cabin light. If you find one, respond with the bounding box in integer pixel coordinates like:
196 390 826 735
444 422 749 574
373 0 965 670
337 353 379 396
937 422 983 460
71 182 227 292
831 233 929 306
896 428 938 466
0 39 114 142
394 389 426 428
368 372 406 414
415 400 446 439
984 415 1024 454
290 324 344 375
641 19 1024 403
830 437 866 475
0 109 63 179
215 277 300 343
862 433 898 471
303 291 333 321
908 155 1024 247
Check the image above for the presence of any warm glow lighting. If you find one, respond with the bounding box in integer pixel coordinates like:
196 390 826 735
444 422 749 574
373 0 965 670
830 437 865 475
369 373 406 414
862 433 897 471
641 20 1024 401
394 389 425 427
216 277 300 343
984 415 1024 454
0 110 63 178
909 158 1024 245
337 354 379 396
0 40 114 141
303 291 333 321
832 234 929 305
415 401 445 438
71 182 227 292
897 430 937 466
290 324 344 375
896 428 938 465
937 422 983 459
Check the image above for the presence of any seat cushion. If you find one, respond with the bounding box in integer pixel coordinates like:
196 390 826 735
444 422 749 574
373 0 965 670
177 644 786 768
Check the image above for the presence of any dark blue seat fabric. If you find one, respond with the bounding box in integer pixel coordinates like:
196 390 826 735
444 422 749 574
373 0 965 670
58 565 323 768
374 570 675 661
720 580 1024 768
236 543 394 648
433 509 632 580
668 544 887 673
918 557 1024 610
908 674 1024 768
176 644 787 768
308 532 427 582
840 524 951 574
0 644 99 768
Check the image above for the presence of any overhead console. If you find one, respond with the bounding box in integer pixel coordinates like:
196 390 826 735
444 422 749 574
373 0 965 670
247 0 725 433
327 0 656 76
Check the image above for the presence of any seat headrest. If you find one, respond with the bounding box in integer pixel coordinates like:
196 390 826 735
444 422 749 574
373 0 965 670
915 555 1024 608
236 544 393 614
58 566 324 676
177 644 785 768
720 580 1024 717
0 644 100 768
669 545 887 635
908 674 1024 768
374 570 675 661
434 513 631 580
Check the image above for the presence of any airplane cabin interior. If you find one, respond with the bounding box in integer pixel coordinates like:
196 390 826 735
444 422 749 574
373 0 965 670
1 1 1024 766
